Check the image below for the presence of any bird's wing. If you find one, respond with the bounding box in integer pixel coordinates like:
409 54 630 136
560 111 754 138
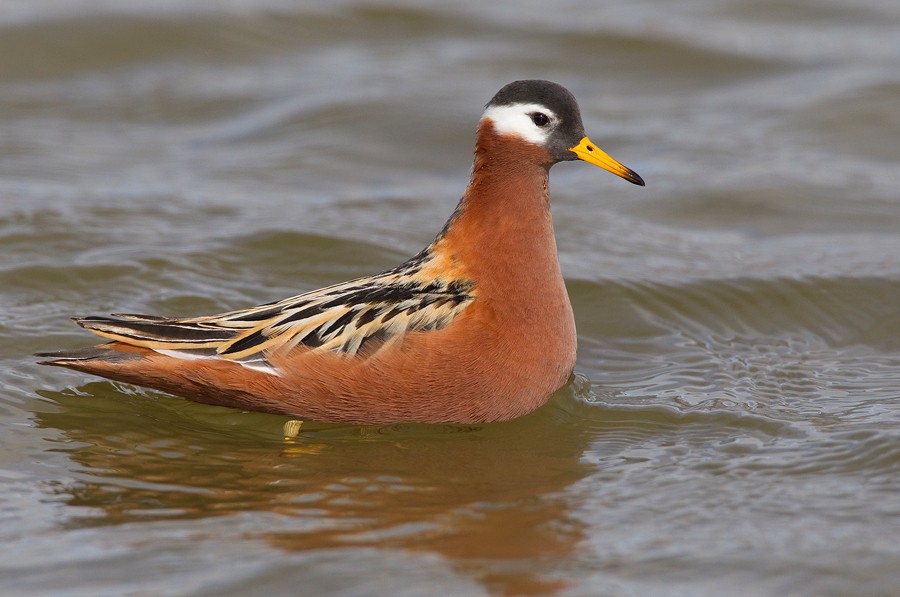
76 265 476 368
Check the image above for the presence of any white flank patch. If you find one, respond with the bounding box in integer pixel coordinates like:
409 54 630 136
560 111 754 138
155 348 282 377
239 361 283 377
480 103 556 145
156 349 213 361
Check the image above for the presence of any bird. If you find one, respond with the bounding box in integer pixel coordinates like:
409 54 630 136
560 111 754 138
37 80 644 424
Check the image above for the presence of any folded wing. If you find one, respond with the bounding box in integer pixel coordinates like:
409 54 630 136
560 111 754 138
75 268 476 370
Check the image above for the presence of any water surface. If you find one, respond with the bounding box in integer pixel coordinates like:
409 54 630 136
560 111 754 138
2 1 900 595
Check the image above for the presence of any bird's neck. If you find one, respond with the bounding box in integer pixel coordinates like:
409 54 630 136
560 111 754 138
448 124 553 237
434 125 564 306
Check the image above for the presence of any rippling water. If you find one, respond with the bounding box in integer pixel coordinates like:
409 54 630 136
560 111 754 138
3 1 900 595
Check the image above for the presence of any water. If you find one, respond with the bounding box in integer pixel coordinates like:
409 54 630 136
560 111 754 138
2 1 900 595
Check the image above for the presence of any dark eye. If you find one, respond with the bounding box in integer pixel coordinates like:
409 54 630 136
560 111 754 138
530 112 550 127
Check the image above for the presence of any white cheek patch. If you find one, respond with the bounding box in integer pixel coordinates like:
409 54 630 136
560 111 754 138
481 103 556 145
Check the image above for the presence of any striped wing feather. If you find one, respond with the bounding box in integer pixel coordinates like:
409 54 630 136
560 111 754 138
77 268 475 366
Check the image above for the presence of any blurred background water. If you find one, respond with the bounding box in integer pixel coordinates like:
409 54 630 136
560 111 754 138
2 1 900 595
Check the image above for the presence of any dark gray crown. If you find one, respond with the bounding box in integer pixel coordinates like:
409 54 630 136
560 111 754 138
486 80 587 162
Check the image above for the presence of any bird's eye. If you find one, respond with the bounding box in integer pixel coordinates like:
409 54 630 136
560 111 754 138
530 112 550 127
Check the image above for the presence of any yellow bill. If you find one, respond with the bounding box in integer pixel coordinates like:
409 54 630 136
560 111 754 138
569 136 645 186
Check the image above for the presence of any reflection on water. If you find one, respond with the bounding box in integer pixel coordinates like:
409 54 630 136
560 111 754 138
35 382 594 594
3 0 900 594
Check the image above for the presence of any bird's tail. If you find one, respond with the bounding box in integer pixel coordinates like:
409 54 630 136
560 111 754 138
35 344 146 370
